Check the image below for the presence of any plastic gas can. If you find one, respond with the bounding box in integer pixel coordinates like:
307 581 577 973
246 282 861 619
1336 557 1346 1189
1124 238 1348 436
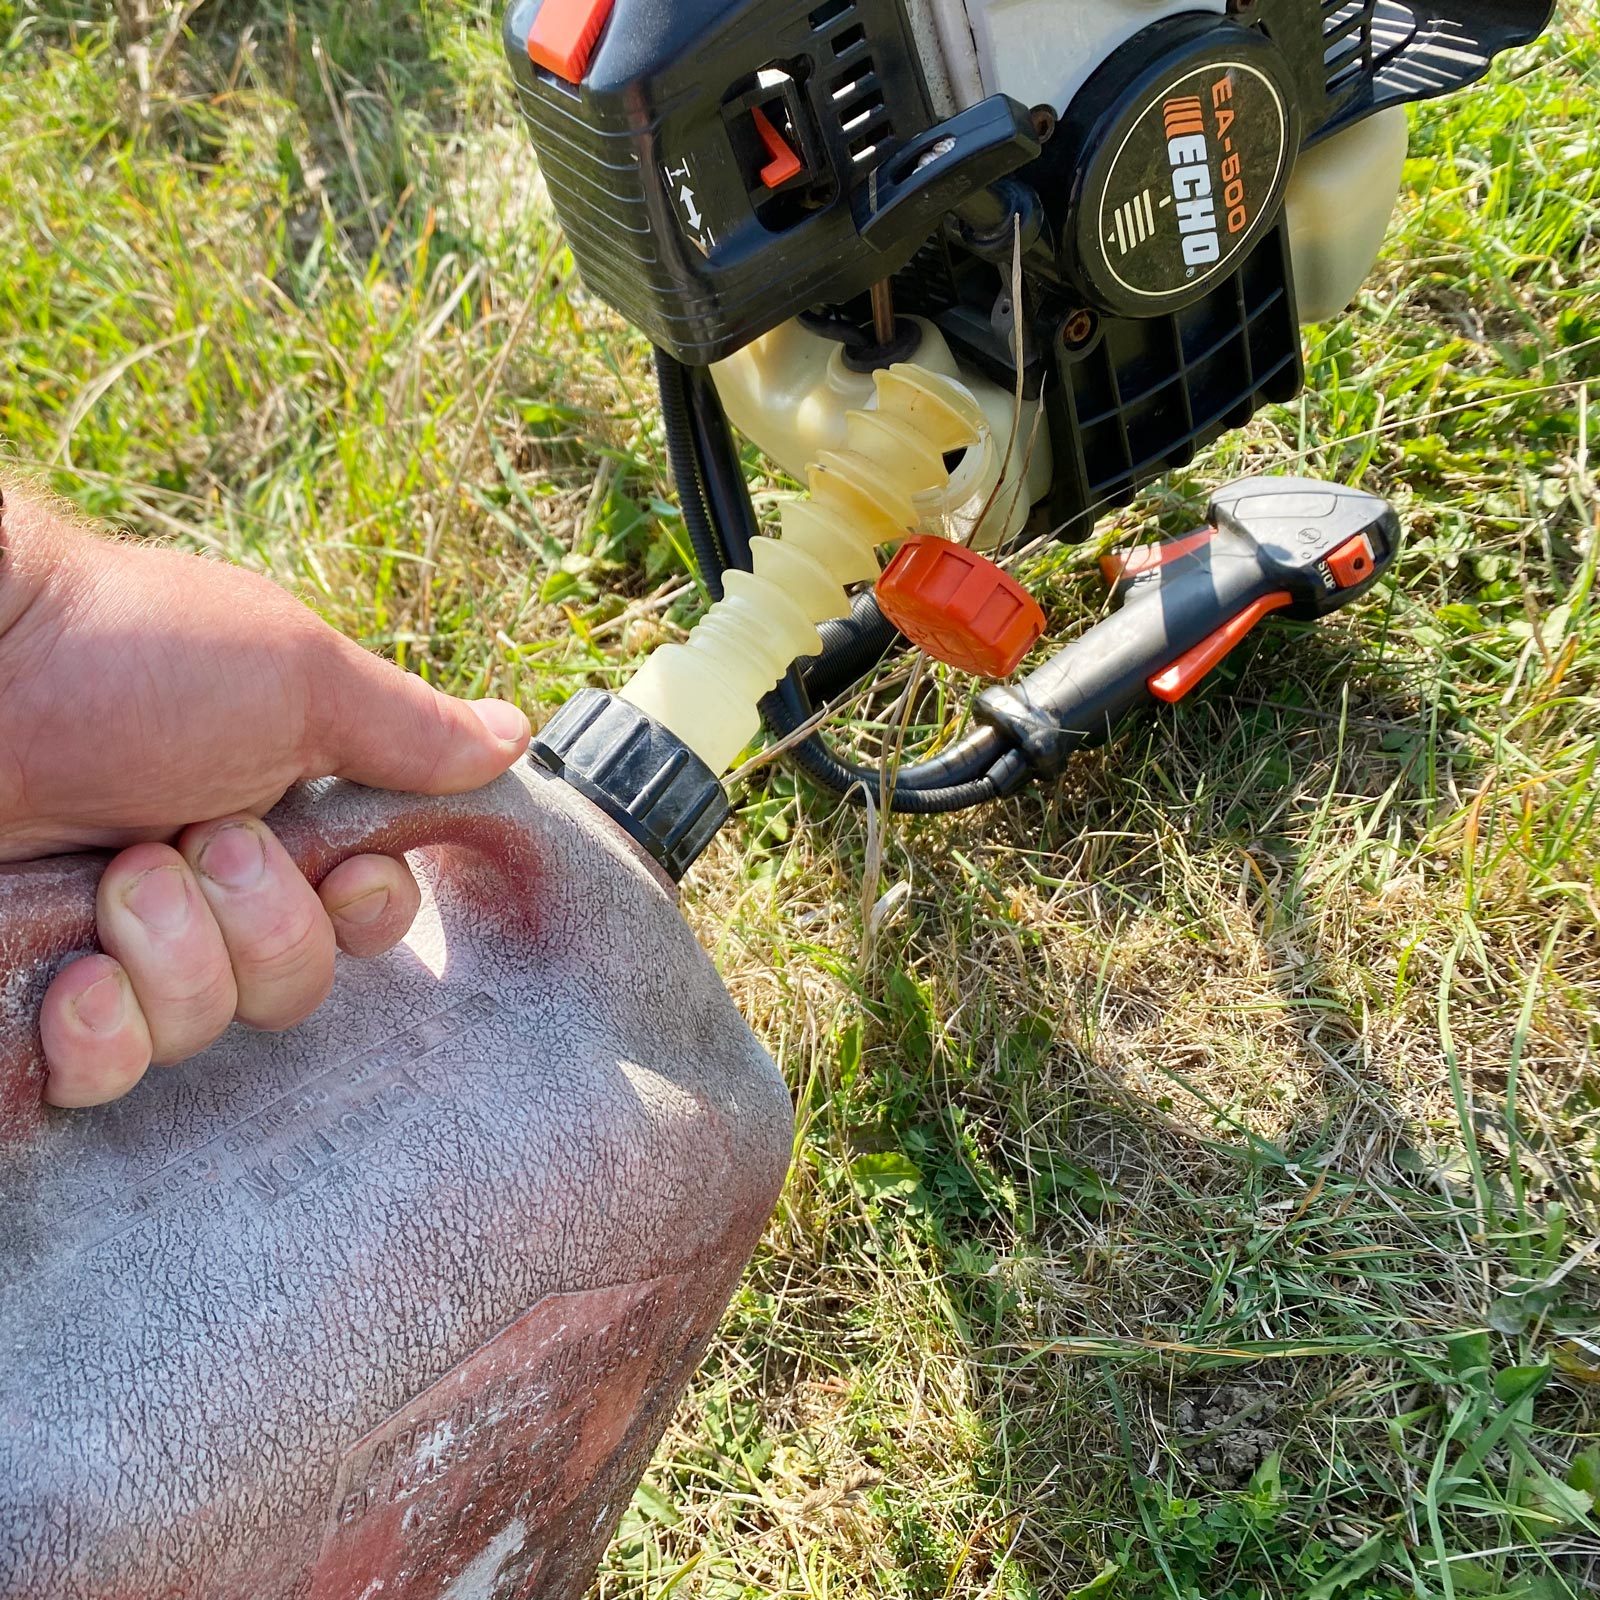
0 762 792 1599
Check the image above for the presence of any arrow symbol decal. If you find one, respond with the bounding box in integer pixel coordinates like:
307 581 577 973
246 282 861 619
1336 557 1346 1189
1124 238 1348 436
679 185 702 231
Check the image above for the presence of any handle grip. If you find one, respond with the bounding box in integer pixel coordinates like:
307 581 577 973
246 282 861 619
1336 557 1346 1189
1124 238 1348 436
974 479 1400 785
0 778 547 1146
991 540 1282 743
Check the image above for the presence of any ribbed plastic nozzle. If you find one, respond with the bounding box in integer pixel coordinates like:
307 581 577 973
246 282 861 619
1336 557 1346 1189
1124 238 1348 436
621 363 993 773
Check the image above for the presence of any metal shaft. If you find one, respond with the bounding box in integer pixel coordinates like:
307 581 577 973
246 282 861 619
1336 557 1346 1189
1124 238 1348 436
870 278 896 347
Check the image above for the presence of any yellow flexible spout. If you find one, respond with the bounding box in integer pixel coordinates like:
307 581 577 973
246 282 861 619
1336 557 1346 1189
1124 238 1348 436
621 364 992 775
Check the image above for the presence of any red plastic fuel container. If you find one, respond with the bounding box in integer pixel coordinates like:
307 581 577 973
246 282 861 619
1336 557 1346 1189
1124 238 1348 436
0 762 792 1599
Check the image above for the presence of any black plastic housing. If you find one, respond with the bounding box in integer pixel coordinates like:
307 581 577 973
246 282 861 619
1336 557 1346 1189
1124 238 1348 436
505 0 1035 364
1307 0 1555 141
1044 226 1303 536
506 0 1554 540
917 0 1552 536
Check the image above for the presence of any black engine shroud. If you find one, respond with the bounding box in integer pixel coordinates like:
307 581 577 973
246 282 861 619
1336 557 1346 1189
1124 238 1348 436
506 0 1552 532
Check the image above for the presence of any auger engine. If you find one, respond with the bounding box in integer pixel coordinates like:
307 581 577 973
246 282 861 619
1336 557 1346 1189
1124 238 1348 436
506 0 1553 854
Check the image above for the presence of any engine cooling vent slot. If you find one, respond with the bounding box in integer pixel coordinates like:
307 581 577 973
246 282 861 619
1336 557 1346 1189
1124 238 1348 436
809 1 894 164
1322 0 1416 95
1046 228 1302 537
1314 0 1552 133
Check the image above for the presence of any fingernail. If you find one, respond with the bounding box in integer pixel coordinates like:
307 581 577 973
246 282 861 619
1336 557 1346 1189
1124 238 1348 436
197 822 268 891
72 971 129 1036
331 886 390 928
470 699 530 747
122 865 191 933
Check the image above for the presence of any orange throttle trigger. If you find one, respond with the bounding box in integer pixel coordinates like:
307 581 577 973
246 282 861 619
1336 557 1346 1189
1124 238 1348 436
876 537 1046 678
1148 591 1293 704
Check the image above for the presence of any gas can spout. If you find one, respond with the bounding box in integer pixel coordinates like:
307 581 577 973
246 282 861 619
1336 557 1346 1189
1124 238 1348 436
619 364 995 774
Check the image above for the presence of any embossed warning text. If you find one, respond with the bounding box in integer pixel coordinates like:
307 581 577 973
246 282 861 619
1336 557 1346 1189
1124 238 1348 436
37 994 503 1269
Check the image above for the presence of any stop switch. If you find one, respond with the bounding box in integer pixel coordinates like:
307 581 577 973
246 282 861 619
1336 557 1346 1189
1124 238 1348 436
526 0 616 83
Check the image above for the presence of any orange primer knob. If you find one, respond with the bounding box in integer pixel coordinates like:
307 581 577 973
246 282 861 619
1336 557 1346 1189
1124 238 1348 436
875 537 1046 678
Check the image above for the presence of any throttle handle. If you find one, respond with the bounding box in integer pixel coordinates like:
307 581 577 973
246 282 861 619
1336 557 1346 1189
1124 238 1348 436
973 476 1397 779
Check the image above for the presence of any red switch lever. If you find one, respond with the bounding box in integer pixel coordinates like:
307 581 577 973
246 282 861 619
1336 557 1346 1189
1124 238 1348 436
751 107 804 190
526 0 616 83
1148 590 1293 704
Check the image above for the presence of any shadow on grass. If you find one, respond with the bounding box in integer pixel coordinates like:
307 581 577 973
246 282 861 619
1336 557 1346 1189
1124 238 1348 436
705 620 1598 1599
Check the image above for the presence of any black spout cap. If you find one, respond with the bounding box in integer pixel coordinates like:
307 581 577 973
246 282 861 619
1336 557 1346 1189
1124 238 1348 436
529 688 730 881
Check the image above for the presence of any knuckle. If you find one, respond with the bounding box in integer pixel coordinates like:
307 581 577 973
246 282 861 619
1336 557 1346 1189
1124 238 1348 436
160 967 238 1020
402 690 459 794
146 971 238 1063
233 906 335 1026
241 899 330 979
291 627 362 775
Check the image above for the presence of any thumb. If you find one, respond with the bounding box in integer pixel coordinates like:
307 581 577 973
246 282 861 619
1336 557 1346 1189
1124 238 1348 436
303 633 531 795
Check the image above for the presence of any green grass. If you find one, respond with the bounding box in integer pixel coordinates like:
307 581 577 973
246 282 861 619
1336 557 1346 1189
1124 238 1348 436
2 2 1597 1596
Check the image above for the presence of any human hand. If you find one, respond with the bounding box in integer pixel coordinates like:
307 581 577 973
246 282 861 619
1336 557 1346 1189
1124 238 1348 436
0 489 531 1108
